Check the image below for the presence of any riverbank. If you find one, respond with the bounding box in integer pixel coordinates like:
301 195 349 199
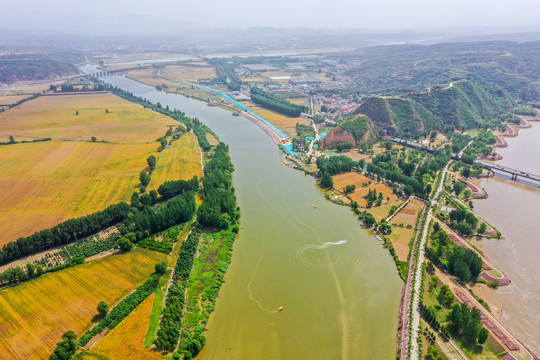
471 117 540 355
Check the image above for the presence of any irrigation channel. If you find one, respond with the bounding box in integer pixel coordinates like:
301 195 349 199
82 65 402 359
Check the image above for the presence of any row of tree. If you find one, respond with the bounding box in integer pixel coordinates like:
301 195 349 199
209 59 242 91
155 228 202 351
78 272 162 346
250 87 306 117
0 202 130 265
197 143 238 229
192 119 212 151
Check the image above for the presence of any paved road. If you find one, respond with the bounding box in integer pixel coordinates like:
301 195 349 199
409 164 448 360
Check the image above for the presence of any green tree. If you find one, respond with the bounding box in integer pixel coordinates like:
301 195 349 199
320 171 333 189
478 222 487 234
344 184 356 194
478 327 489 344
117 237 133 252
139 171 151 187
363 212 376 227
9 135 15 144
75 110 79 115
91 136 97 142
155 261 167 274
147 155 157 171
49 330 78 360
97 301 109 317
453 181 465 195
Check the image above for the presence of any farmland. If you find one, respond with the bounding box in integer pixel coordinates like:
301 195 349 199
0 93 175 143
147 132 203 191
162 64 217 82
0 141 158 246
388 199 425 261
348 182 399 207
241 100 308 137
332 171 373 192
0 247 166 360
87 294 166 360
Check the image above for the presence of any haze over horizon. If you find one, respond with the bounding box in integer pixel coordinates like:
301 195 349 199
3 0 540 36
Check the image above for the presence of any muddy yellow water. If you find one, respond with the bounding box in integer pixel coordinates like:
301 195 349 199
474 123 540 354
96 72 403 359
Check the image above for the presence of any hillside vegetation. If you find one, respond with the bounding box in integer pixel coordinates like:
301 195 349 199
322 114 372 149
356 80 514 137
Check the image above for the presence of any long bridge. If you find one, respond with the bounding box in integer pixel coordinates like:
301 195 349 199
390 137 540 184
475 160 540 183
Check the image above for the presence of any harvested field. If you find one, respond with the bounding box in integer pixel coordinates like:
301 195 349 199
90 294 165 360
127 68 173 88
0 141 159 245
162 64 216 82
241 101 308 137
390 199 424 227
394 243 410 262
348 183 398 207
147 132 203 191
0 93 176 143
332 172 372 192
0 247 166 360
0 94 31 105
0 83 51 95
340 151 372 163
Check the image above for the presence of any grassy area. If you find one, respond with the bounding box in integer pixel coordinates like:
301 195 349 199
0 247 166 359
0 141 158 246
178 229 236 356
147 132 203 191
162 64 216 83
0 93 175 143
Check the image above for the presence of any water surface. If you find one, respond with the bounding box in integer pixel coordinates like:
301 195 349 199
97 73 402 359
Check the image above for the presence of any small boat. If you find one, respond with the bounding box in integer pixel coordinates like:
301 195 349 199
278 306 283 312
284 160 288 165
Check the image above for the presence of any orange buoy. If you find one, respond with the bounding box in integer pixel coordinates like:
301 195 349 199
278 306 283 312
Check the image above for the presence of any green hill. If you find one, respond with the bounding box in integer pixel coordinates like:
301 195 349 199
356 80 514 137
322 114 373 149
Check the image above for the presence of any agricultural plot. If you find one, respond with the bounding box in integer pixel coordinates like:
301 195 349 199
147 132 203 191
388 199 425 261
241 101 308 137
89 294 165 360
162 64 217 82
0 141 158 246
0 94 31 105
339 151 372 163
348 182 398 207
127 68 174 88
0 247 166 360
0 93 175 143
332 172 373 192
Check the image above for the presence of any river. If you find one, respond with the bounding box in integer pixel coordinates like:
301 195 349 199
90 71 402 359
473 123 540 353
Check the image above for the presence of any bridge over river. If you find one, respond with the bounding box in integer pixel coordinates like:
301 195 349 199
390 137 540 184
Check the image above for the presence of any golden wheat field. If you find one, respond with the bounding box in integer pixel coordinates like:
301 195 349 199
0 93 175 143
347 183 398 207
147 132 203 191
162 64 216 82
0 247 166 360
241 101 308 137
0 141 159 245
88 294 165 360
332 172 373 192
0 94 31 105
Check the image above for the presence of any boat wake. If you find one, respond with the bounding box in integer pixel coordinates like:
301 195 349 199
314 240 347 249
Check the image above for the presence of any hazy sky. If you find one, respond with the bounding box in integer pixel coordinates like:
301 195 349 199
4 0 540 33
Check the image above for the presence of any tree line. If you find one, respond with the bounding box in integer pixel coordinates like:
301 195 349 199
208 59 242 91
0 203 130 266
154 228 202 352
251 87 306 117
197 143 239 229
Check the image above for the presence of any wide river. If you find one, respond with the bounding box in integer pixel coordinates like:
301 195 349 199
474 123 540 353
93 72 402 359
